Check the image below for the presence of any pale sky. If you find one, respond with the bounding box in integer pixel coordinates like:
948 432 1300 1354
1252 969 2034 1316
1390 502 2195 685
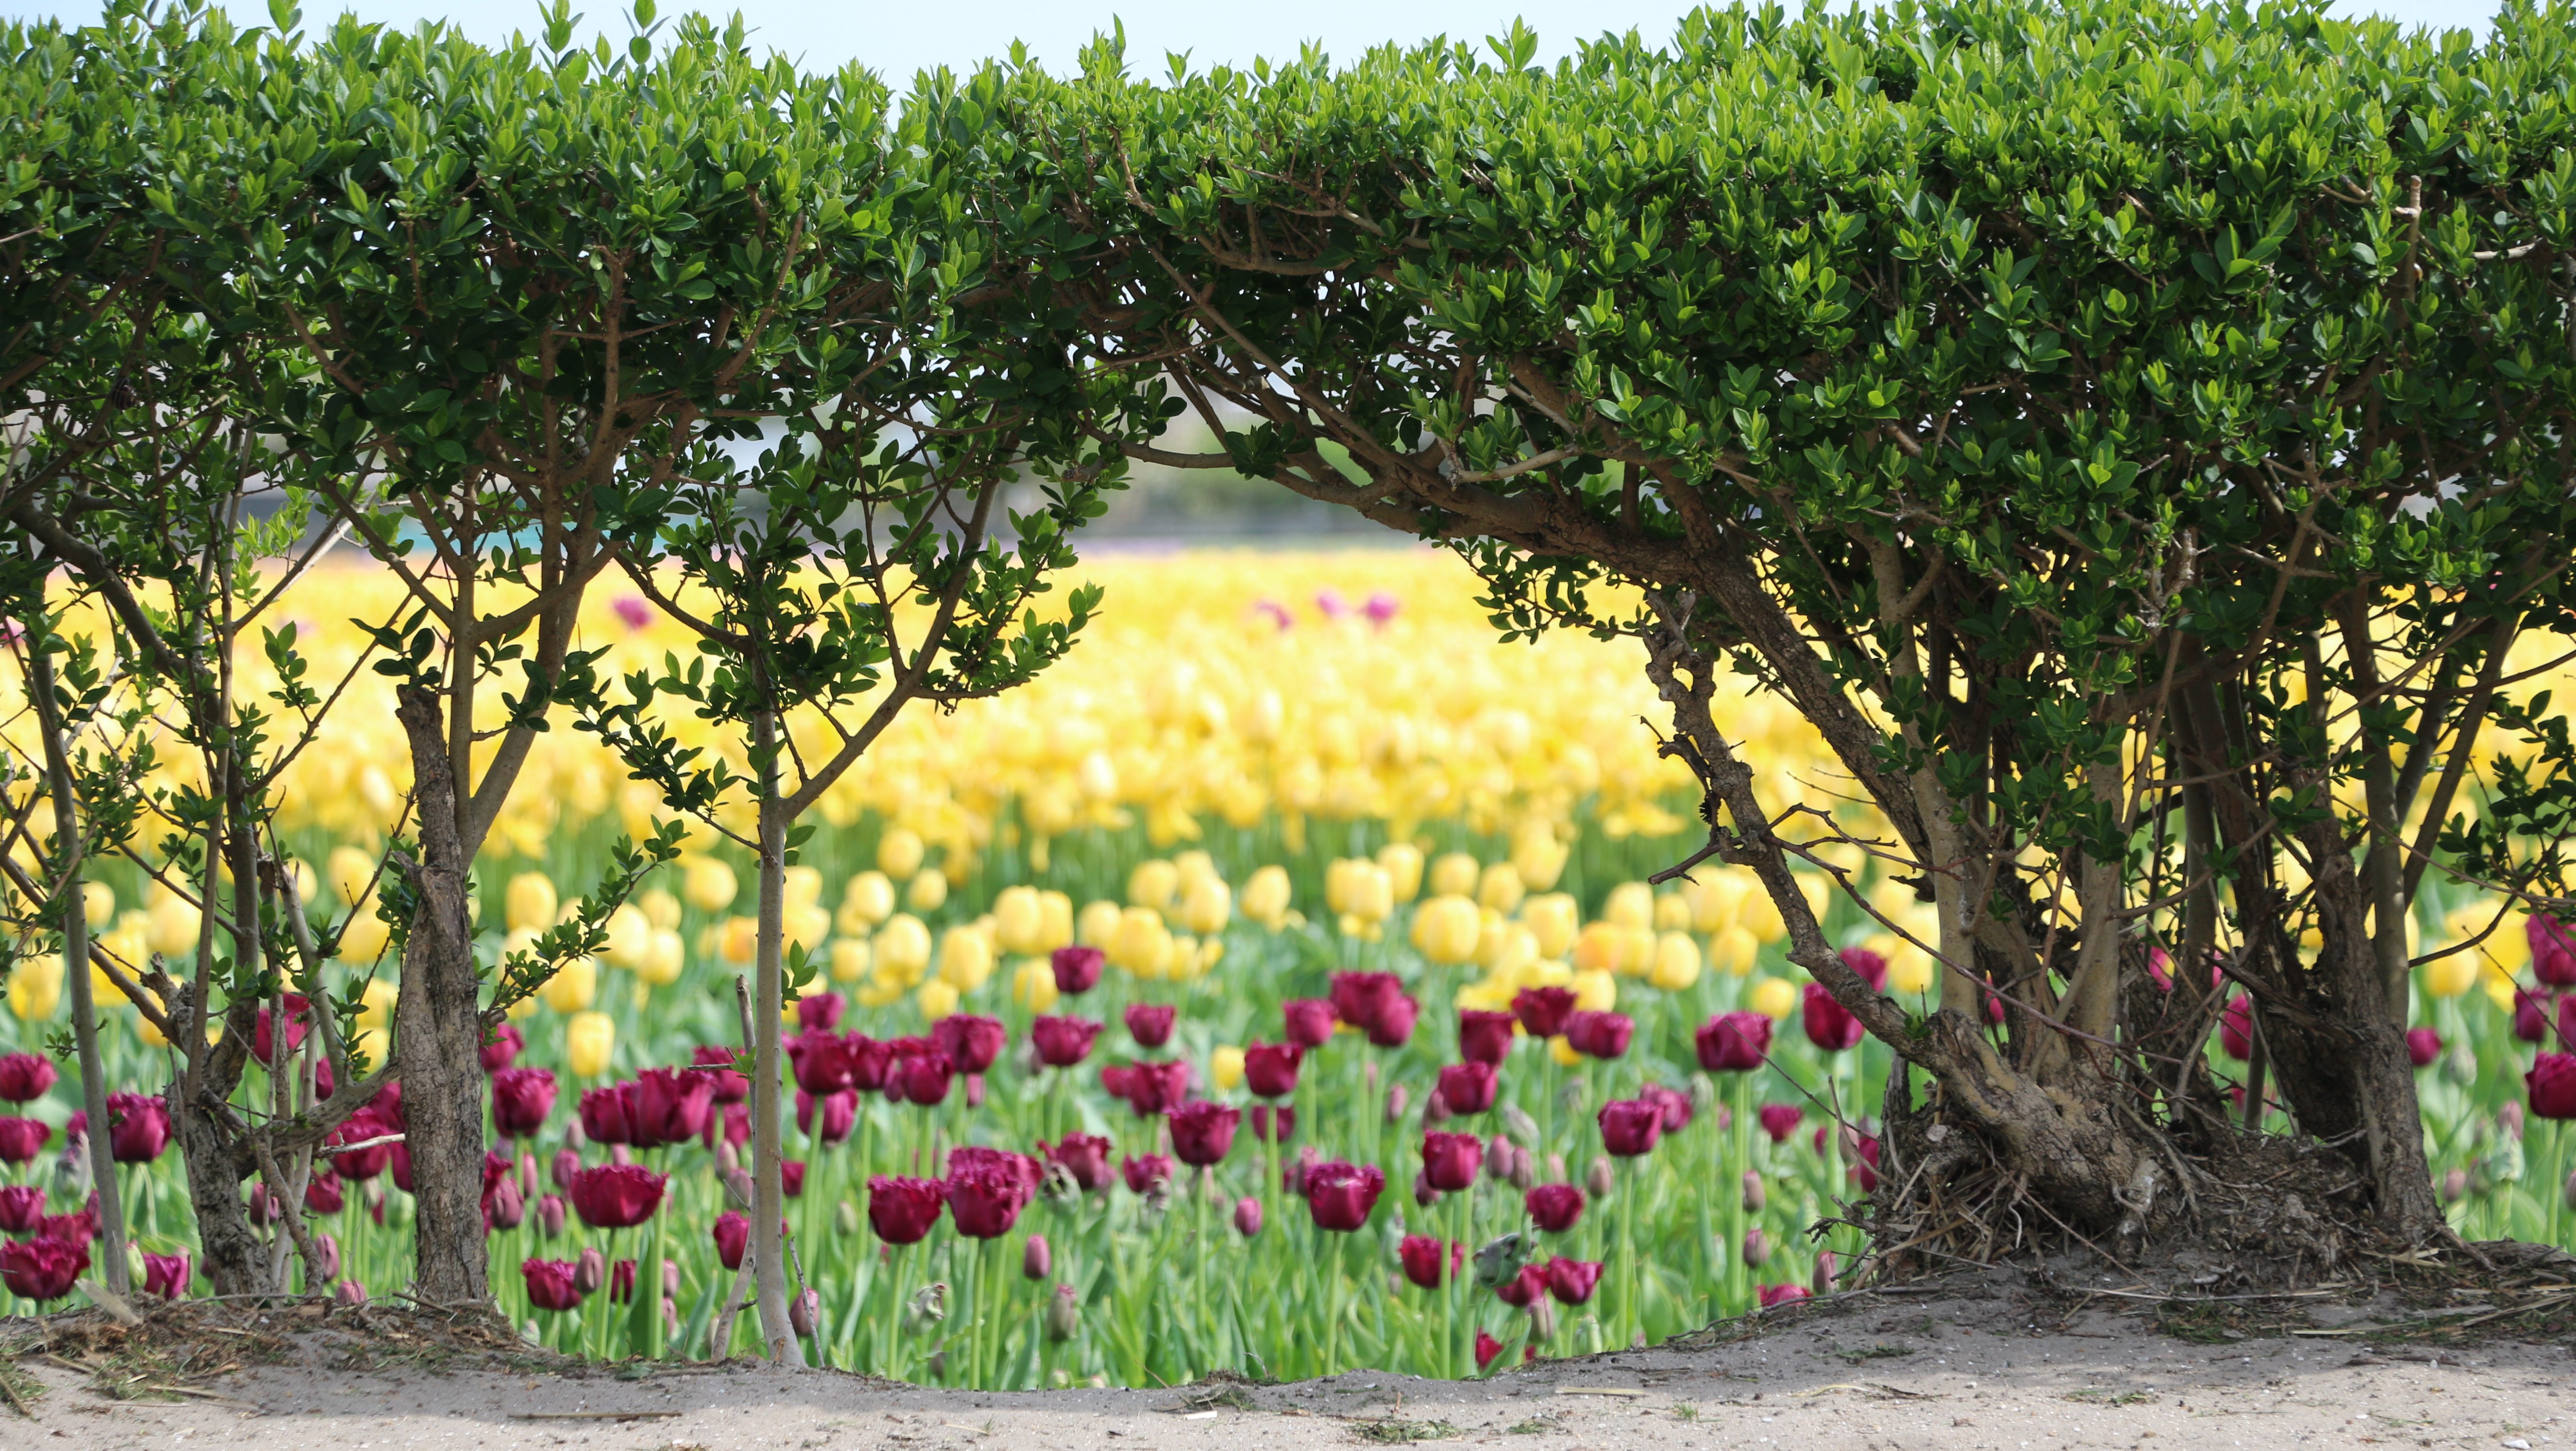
0 0 2512 90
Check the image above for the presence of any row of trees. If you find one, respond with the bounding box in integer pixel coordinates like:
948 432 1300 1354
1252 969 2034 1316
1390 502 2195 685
4 0 2572 1332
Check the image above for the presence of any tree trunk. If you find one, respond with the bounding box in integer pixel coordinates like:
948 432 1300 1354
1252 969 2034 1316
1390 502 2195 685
393 683 491 1308
172 1012 271 1296
748 702 804 1364
26 632 131 1294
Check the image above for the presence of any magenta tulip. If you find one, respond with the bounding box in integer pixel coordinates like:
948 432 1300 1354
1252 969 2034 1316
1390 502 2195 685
796 1089 859 1146
106 1092 170 1162
1597 1098 1662 1157
479 1022 524 1073
0 1052 57 1103
868 1176 945 1244
1457 1009 1518 1066
797 991 846 1032
1436 1061 1497 1115
1169 1101 1241 1167
1803 982 1864 1052
895 1048 956 1106
1511 986 1576 1040
2530 1052 2576 1120
142 1250 190 1299
1525 1183 1584 1233
490 1067 557 1138
946 1146 1037 1238
2407 1026 2442 1069
1565 1010 1632 1059
1545 1257 1602 1306
0 1185 40 1234
1 1237 87 1301
1280 998 1336 1048
566 1163 666 1229
690 1045 751 1103
1124 1003 1176 1050
1399 1235 1463 1290
523 1258 584 1312
1303 1160 1384 1231
1030 1016 1102 1068
1696 1011 1771 1072
0 1116 49 1165
933 1014 1007 1074
1040 1134 1113 1193
1421 1130 1483 1193
1051 945 1104 995
1244 1042 1303 1098
1120 1153 1174 1196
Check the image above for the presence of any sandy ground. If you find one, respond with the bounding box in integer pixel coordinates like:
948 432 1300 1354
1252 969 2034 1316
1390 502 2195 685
8 1291 2575 1451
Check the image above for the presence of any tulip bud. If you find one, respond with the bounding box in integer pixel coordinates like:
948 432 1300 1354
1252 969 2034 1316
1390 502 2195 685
2441 1168 2468 1203
1741 1170 1766 1214
336 1280 369 1306
664 1295 681 1338
1486 1134 1514 1182
518 1152 541 1198
1365 1060 1380 1092
610 1144 634 1167
1045 1283 1080 1342
565 1120 587 1150
1741 1228 1771 1267
1424 1089 1451 1126
1585 1156 1614 1200
715 1140 740 1175
724 1168 753 1207
1024 1235 1052 1280
790 1289 819 1338
2500 1100 2527 1139
1233 1196 1263 1238
55 1136 92 1200
1527 1295 1557 1342
552 1148 581 1190
837 1199 862 1237
575 1247 606 1295
1812 1249 1837 1297
966 1074 987 1110
488 1178 525 1231
1500 1103 1540 1148
664 1259 681 1298
1506 1146 1535 1192
309 1231 340 1282
1546 1152 1566 1181
1413 1170 1438 1208
537 1193 566 1237
1690 1076 1719 1119
2562 1170 2576 1214
1385 1084 1409 1124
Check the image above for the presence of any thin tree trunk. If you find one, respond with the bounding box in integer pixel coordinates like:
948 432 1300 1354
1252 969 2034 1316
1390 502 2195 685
393 683 491 1308
748 700 803 1364
27 632 130 1294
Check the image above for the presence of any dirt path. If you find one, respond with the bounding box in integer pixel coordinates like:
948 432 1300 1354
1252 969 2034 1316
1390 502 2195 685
8 1292 2572 1451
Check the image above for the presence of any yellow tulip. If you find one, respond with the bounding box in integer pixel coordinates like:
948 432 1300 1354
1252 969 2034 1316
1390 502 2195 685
2421 950 2477 999
992 886 1047 956
1211 1045 1247 1093
917 978 960 1021
1076 898 1124 948
875 914 933 986
336 908 392 964
359 978 399 1030
2483 959 2519 1011
1411 894 1483 966
639 887 682 931
855 972 907 1008
1011 957 1060 1012
938 926 996 992
505 872 559 934
1710 924 1760 977
81 880 114 928
1570 921 1627 976
327 845 378 906
1479 920 1538 979
905 870 949 914
1548 1035 1581 1067
1739 887 1787 944
1685 870 1749 933
684 857 739 913
830 937 873 985
1748 976 1798 1019
1652 892 1693 933
1602 882 1653 930
1174 850 1222 892
877 827 926 881
1127 859 1179 913
505 994 537 1021
1570 968 1617 1012
9 953 61 1021
1110 907 1174 978
599 903 653 970
1476 863 1525 915
1179 875 1232 936
783 864 824 910
1879 937 1933 996
146 894 201 956
1510 826 1568 893
839 871 895 933
717 915 758 967
1521 893 1579 960
640 929 686 987
1328 859 1394 924
785 903 832 955
352 1024 390 1071
565 1010 615 1077
1376 842 1424 903
540 955 599 1013
1427 851 1479 900
1649 932 1703 991
1037 890 1075 952
1240 866 1293 930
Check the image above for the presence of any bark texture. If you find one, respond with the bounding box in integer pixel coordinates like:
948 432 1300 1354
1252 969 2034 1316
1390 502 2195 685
394 683 491 1307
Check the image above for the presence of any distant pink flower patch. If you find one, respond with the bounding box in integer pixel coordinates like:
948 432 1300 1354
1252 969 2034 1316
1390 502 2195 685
611 595 653 631
1315 589 1352 619
1361 591 1400 626
1252 599 1294 632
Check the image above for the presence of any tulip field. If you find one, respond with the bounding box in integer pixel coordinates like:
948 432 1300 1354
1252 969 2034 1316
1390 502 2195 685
1 549 2573 1386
